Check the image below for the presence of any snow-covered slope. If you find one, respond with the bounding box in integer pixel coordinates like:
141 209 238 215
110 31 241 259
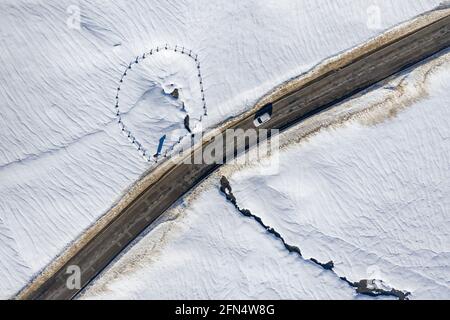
225 61 450 300
82 189 358 300
82 51 450 300
0 0 445 298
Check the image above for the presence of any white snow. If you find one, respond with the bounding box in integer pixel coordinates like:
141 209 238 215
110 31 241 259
82 51 450 300
117 49 205 160
81 187 358 300
0 0 445 298
228 58 450 299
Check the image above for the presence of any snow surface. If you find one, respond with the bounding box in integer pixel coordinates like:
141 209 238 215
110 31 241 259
0 0 445 298
82 189 358 300
81 51 450 300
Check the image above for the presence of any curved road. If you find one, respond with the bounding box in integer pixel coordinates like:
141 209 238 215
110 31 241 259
22 14 450 300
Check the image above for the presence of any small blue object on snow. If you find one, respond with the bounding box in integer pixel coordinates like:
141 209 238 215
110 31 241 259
155 134 166 157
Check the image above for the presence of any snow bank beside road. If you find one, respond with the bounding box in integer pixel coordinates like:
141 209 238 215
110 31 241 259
220 54 450 299
82 51 450 300
81 187 357 300
0 0 444 298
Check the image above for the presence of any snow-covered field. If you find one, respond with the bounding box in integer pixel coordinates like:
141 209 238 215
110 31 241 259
81 185 358 300
0 0 446 298
82 51 450 300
